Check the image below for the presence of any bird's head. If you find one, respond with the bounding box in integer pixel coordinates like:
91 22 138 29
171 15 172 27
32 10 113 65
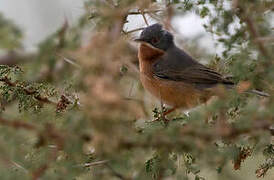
134 23 174 51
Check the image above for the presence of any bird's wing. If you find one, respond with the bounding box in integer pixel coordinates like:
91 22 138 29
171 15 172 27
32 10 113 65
153 62 234 89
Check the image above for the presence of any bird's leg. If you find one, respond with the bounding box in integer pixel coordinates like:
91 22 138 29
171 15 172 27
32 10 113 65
153 107 176 124
163 107 176 116
162 107 176 124
152 107 177 123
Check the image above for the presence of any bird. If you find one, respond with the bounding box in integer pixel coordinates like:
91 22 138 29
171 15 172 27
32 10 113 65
134 23 268 119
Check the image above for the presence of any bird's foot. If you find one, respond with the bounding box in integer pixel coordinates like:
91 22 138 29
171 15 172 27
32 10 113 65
152 114 170 125
151 107 176 125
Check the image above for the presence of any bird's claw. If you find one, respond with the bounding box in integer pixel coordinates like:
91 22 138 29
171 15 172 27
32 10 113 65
152 115 170 125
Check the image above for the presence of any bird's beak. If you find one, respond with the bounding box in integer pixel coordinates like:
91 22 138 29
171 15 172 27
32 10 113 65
134 38 145 43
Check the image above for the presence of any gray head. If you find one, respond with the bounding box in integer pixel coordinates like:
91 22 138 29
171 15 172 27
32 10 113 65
135 23 174 51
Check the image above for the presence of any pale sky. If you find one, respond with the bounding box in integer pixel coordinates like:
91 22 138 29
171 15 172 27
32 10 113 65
0 0 85 50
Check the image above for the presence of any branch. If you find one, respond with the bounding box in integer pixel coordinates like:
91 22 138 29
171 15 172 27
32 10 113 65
0 117 37 131
0 51 35 66
243 17 269 58
0 77 57 105
89 10 162 20
32 123 64 180
232 3 269 58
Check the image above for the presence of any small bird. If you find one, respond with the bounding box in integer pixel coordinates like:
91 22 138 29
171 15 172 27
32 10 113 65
135 23 268 118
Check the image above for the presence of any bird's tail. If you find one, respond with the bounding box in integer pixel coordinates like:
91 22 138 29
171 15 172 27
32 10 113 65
246 89 270 97
224 84 270 97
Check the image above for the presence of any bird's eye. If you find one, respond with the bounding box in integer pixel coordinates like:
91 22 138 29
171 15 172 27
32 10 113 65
151 38 159 44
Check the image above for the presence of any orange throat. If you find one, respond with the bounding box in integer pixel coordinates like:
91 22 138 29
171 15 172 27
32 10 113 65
138 43 164 74
138 43 164 62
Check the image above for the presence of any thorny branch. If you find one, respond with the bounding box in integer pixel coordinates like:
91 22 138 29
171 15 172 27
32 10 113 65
0 77 57 105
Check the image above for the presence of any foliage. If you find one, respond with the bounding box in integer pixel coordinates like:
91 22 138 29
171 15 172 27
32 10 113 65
0 13 22 50
0 0 273 179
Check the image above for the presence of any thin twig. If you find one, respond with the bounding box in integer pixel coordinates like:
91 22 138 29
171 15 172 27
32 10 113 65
122 27 144 34
12 161 28 173
127 10 163 15
128 81 134 98
123 97 143 103
140 10 149 26
82 160 110 167
56 53 82 69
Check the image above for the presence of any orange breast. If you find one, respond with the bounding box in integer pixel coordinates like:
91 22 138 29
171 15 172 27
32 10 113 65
138 43 212 109
140 73 212 109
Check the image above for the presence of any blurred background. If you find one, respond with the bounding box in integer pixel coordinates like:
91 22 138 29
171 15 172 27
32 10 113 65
0 0 85 50
0 0 273 180
0 0 216 52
